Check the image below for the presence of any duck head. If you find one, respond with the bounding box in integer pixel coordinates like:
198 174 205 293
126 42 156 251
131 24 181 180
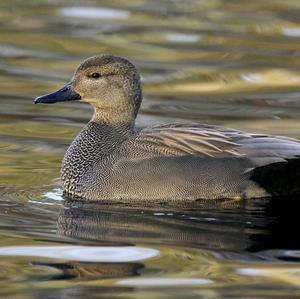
35 55 142 122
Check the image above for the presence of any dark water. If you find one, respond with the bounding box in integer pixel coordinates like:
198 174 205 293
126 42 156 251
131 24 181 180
1 0 300 298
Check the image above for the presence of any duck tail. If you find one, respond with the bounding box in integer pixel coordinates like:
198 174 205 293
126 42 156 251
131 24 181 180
250 158 300 197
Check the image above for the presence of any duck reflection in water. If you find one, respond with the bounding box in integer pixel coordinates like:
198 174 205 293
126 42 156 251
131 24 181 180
35 195 300 282
57 195 300 255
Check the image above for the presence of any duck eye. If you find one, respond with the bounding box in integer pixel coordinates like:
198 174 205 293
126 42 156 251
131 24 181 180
91 73 101 79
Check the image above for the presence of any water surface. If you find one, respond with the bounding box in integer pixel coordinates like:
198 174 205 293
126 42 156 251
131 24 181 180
1 0 300 298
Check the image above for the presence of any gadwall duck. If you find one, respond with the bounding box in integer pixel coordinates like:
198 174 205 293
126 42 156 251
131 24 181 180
35 55 300 201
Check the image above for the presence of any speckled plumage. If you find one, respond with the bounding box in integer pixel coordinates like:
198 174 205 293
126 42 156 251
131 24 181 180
36 55 300 201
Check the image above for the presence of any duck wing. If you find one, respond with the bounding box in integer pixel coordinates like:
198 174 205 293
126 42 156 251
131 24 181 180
134 123 300 167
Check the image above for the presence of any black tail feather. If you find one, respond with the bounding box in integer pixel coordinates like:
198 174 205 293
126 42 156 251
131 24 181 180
251 158 300 197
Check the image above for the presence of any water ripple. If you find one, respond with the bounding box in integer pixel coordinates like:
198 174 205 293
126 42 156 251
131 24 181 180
0 245 159 262
60 7 131 19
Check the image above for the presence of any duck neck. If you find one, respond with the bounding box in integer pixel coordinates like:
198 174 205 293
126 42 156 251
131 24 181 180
91 103 137 126
61 113 134 193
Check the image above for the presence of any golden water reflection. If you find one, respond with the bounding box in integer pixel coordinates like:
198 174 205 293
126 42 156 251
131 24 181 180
1 0 300 298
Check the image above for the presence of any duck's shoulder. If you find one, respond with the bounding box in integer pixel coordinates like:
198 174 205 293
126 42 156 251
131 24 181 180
123 122 244 158
121 122 300 167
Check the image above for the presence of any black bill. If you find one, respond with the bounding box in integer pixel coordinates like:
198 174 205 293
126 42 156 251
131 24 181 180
34 83 81 104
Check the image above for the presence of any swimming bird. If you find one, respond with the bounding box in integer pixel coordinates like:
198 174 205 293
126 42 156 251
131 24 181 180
35 55 300 201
